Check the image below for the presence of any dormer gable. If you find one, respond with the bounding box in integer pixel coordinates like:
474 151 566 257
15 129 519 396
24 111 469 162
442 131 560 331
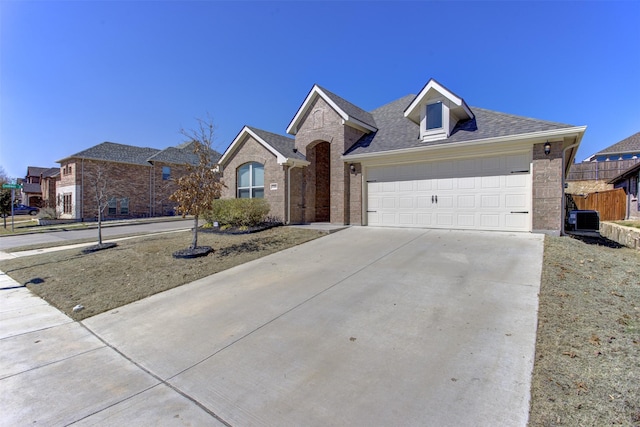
404 79 474 142
286 84 377 135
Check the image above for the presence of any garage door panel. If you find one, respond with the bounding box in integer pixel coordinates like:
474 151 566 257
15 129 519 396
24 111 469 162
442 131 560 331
399 213 414 225
480 214 500 228
505 194 527 209
399 197 414 208
458 177 476 189
457 213 475 227
417 180 433 191
506 174 527 187
505 213 528 229
381 213 396 225
480 194 500 208
457 194 476 209
481 176 500 188
398 181 414 191
366 153 531 231
382 182 395 192
416 196 430 208
382 197 395 209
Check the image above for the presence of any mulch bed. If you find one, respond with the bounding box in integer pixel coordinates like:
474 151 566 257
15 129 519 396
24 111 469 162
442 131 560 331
81 242 118 254
200 222 283 235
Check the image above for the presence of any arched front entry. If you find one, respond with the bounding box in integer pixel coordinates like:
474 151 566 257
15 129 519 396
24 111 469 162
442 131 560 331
307 141 331 222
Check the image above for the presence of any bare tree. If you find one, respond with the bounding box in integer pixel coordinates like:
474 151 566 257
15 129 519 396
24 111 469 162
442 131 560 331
0 166 12 228
84 161 121 249
170 116 224 255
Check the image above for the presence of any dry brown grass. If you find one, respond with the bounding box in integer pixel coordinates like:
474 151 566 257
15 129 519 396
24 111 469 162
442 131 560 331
529 235 640 426
0 227 324 321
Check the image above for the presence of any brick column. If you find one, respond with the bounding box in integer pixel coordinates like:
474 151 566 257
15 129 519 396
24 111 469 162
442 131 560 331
532 142 563 234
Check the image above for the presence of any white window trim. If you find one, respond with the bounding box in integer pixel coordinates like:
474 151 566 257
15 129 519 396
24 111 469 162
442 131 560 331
420 97 449 142
237 162 265 199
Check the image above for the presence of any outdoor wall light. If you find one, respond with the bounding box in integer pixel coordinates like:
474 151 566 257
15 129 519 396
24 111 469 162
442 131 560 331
349 164 356 173
544 142 551 155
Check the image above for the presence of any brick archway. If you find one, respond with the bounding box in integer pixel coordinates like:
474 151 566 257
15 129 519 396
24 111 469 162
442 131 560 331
311 141 330 222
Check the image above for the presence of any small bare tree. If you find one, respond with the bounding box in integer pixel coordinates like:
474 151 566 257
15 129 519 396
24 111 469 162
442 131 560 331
0 166 12 228
170 116 224 255
84 161 121 250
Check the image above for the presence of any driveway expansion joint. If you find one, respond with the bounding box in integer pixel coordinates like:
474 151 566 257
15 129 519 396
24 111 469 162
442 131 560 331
79 322 232 426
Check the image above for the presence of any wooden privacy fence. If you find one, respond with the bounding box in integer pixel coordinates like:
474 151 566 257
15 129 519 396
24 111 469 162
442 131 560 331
570 188 626 221
567 159 640 181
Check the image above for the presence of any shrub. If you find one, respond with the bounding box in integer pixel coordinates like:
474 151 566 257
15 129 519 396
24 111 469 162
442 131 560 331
205 199 271 227
37 207 59 220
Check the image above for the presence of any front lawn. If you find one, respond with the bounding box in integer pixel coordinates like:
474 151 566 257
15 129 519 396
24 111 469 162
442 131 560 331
0 227 324 320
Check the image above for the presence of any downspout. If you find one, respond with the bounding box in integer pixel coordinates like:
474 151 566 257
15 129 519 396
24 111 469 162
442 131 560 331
81 158 84 222
287 165 291 224
150 165 153 217
561 141 580 235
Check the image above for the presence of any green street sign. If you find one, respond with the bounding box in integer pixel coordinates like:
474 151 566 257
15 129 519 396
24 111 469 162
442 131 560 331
2 183 22 189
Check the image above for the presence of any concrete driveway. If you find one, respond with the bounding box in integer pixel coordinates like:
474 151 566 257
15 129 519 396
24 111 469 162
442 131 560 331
3 227 544 426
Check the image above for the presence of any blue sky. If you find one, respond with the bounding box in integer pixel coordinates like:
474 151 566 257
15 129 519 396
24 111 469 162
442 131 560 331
1 1 639 180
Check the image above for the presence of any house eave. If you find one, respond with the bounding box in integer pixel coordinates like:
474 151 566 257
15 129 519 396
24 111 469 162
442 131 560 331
219 126 289 166
343 126 587 162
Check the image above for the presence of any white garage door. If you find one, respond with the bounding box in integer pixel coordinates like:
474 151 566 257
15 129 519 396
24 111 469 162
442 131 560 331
366 153 531 231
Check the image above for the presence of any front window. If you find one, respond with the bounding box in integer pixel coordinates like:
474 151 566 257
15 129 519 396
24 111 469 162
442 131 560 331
237 162 264 198
120 198 129 215
426 102 443 130
162 166 171 180
63 193 72 214
108 197 117 215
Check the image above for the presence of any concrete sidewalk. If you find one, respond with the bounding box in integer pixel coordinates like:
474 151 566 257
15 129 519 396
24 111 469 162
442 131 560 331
0 272 222 426
1 227 544 426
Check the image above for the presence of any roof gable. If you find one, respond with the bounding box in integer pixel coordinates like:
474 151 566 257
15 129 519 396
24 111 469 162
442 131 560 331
219 126 308 167
286 84 377 135
403 78 473 125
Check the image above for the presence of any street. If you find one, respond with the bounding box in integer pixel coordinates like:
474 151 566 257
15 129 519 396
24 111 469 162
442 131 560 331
0 219 194 251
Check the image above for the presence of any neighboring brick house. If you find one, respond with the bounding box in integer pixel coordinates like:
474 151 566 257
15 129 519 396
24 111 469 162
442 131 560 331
56 141 220 220
40 167 60 209
21 166 59 207
567 131 640 194
218 79 586 235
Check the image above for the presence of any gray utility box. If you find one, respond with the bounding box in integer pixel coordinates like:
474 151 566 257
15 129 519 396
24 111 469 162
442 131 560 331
567 210 600 231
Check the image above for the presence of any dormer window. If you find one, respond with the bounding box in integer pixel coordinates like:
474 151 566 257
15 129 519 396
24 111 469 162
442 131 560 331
426 102 443 130
420 98 448 142
403 79 474 143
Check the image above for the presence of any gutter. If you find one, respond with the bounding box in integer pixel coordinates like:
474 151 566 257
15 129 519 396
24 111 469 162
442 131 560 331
343 126 588 162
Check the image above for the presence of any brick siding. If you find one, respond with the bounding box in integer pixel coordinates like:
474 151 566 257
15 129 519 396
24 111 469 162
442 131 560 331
221 135 287 222
294 96 366 225
532 141 563 233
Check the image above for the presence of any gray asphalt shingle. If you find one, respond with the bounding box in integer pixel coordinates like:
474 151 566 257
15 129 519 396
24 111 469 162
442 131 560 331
345 95 576 155
316 85 377 130
595 131 640 155
247 127 307 161
60 141 220 166
61 142 161 165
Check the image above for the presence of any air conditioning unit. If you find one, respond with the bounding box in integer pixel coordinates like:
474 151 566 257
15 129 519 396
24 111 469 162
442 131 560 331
567 210 600 231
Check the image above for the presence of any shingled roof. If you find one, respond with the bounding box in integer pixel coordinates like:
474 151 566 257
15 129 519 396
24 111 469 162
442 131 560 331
345 95 576 156
247 127 306 161
58 141 219 166
315 85 377 130
59 142 160 165
594 131 640 155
